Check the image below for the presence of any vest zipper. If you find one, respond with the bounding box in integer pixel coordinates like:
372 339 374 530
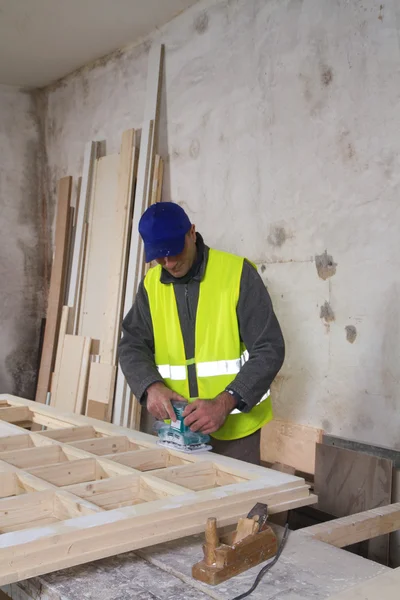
185 284 192 321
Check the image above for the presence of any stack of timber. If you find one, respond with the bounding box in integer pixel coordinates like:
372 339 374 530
35 43 164 426
0 395 317 586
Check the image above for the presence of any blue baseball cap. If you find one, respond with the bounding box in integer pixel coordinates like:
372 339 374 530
139 202 192 262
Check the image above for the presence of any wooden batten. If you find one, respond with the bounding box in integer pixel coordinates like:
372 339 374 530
35 177 73 404
68 142 100 335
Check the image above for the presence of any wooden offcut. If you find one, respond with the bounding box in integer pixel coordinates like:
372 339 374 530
0 394 316 586
51 335 92 413
85 362 116 421
261 418 323 475
35 177 73 404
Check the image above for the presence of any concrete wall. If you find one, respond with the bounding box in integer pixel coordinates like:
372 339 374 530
42 0 400 448
0 85 46 398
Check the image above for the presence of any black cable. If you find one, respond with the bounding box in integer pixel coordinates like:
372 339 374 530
231 524 290 600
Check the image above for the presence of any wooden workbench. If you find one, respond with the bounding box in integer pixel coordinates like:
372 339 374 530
1 527 390 600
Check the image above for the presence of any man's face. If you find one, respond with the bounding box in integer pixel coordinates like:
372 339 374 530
156 225 197 278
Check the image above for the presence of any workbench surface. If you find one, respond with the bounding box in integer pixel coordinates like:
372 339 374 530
2 529 387 600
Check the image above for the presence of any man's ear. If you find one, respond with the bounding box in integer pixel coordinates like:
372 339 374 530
190 224 196 239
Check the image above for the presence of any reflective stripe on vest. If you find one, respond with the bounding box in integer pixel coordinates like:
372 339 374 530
157 352 270 414
158 360 241 379
157 365 186 381
157 351 249 381
230 391 270 414
144 248 274 441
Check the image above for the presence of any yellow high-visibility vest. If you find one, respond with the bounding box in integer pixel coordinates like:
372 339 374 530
144 248 273 440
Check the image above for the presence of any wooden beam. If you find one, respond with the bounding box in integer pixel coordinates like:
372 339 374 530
35 177 73 404
304 502 400 548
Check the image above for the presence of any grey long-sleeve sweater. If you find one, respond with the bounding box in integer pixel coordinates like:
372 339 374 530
118 234 285 412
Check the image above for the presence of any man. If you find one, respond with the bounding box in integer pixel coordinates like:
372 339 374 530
119 202 285 464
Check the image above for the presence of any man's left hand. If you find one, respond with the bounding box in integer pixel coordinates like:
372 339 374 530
183 392 237 435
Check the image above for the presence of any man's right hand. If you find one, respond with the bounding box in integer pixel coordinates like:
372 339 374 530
146 382 186 421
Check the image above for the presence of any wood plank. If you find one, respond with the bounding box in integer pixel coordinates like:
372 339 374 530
0 421 29 438
74 338 92 415
0 446 67 469
40 426 98 443
0 473 18 499
113 121 154 428
28 459 98 487
65 475 140 508
0 491 55 532
261 418 323 475
51 335 92 413
326 567 400 600
68 142 100 334
150 155 163 206
114 43 164 429
315 443 393 565
70 435 139 456
109 448 188 471
63 205 75 305
101 130 137 366
305 502 400 548
0 407 32 424
35 177 73 404
0 435 33 453
51 305 71 394
85 362 116 422
78 154 119 343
